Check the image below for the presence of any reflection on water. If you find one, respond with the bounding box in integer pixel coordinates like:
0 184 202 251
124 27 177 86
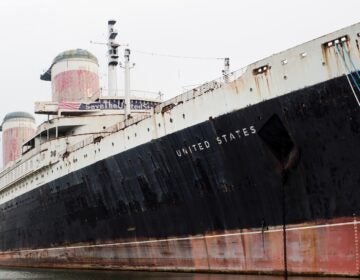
0 268 351 280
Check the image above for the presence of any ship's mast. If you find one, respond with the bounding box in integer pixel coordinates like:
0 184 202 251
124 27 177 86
222 57 230 83
107 20 119 96
124 49 131 118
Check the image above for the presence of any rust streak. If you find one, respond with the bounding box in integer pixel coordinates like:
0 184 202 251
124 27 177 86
253 76 261 98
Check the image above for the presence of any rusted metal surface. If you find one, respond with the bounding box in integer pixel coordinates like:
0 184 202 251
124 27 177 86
52 70 99 103
1 114 35 166
0 217 358 276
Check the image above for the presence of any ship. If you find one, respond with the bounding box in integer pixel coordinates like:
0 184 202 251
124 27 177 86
0 20 359 277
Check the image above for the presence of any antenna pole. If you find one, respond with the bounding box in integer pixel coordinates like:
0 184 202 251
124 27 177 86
107 20 119 96
222 57 230 83
124 48 131 118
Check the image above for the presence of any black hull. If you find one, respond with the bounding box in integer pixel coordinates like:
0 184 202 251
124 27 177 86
0 74 359 254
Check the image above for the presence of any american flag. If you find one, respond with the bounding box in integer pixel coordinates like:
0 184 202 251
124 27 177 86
58 101 81 111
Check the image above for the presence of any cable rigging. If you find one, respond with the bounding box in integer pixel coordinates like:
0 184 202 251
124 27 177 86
131 49 226 61
335 43 360 107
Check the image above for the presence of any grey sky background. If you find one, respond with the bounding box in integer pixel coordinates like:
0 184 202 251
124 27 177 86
0 0 359 163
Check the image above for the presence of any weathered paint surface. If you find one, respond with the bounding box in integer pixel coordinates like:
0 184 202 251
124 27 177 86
2 119 35 166
0 218 358 276
52 70 99 102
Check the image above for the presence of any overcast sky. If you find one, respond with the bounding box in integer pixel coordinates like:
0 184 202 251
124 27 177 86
0 0 359 124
